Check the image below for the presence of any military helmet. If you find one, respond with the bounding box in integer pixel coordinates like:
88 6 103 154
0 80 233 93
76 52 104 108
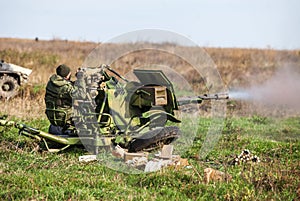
56 64 71 77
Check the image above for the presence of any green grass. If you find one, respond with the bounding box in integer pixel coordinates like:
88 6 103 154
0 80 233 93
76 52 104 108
1 116 300 200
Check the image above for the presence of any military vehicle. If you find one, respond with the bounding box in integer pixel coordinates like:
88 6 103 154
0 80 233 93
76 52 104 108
0 65 228 153
0 60 32 99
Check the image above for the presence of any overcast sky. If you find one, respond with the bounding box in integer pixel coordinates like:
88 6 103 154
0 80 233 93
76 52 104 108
1 0 299 49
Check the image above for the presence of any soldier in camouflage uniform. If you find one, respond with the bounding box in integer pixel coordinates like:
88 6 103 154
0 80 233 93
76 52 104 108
45 64 86 135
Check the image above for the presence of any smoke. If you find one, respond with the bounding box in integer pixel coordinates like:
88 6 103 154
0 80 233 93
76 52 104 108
229 66 300 111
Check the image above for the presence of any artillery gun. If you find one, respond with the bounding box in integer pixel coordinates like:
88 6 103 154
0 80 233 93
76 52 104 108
0 60 32 99
0 65 228 153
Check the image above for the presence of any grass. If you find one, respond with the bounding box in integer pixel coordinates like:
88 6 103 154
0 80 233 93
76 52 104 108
0 38 299 200
1 116 299 200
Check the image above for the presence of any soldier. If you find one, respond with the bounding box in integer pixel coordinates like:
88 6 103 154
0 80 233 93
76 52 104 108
44 64 86 135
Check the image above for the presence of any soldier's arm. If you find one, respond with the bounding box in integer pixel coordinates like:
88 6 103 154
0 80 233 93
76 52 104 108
71 76 86 99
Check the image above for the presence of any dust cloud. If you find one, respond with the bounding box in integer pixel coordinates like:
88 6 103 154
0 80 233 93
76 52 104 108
229 66 300 112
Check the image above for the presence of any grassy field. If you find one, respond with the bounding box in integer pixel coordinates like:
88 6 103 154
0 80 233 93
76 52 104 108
0 116 299 200
0 38 300 200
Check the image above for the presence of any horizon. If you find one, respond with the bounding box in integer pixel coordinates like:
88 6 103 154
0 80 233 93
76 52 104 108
1 37 298 51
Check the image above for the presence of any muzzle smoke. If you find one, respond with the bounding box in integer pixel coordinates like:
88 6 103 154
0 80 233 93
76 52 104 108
229 66 300 111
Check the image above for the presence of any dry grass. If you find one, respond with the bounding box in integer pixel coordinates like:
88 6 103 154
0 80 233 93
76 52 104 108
0 38 96 84
0 38 96 119
0 38 300 119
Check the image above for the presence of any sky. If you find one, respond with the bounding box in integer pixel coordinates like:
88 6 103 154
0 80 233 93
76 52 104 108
1 0 300 49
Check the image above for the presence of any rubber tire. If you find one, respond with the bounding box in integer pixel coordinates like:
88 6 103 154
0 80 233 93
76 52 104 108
0 75 19 99
128 126 180 153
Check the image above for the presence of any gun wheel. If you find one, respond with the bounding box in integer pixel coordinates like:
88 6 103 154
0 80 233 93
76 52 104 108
0 75 19 99
128 126 180 152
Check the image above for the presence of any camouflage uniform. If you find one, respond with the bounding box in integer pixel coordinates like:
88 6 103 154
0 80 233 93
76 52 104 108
45 73 86 132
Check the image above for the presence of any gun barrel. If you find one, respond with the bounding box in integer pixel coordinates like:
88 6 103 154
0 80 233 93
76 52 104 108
177 93 229 106
199 93 229 100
